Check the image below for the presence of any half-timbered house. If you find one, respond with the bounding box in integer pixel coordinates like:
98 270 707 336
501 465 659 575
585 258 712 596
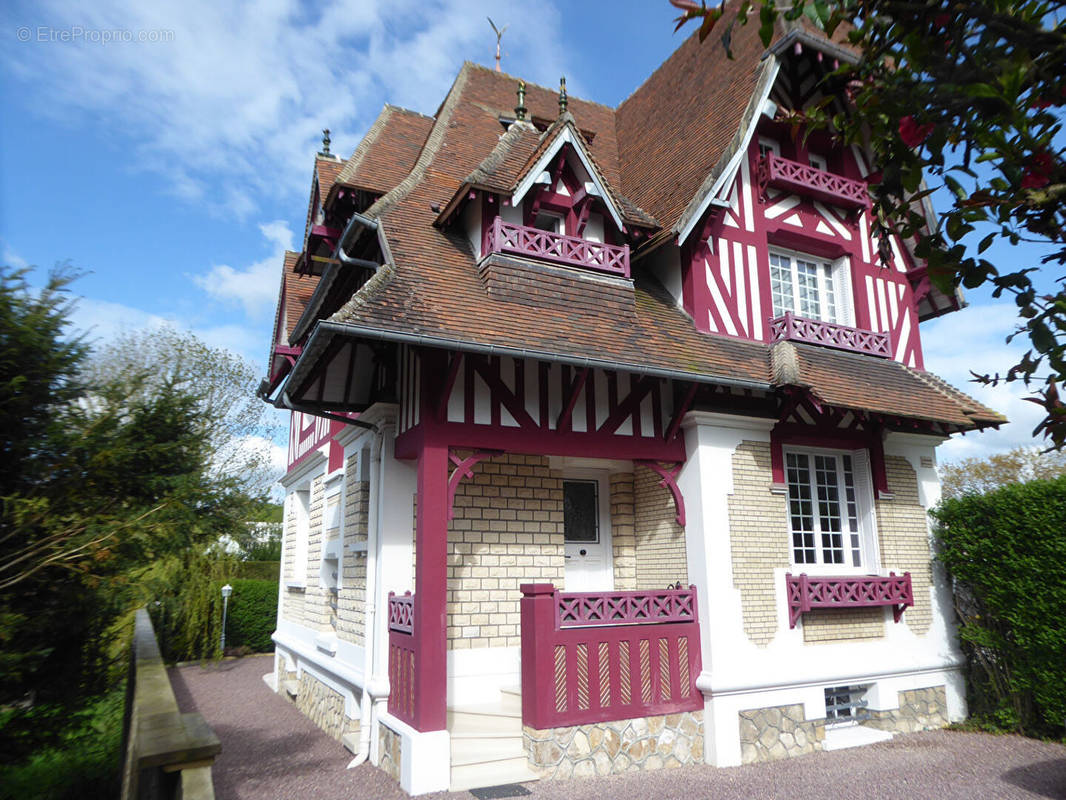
260 18 1004 794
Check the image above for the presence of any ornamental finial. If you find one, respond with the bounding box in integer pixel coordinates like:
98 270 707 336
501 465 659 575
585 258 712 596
515 81 528 121
321 128 332 156
558 76 568 115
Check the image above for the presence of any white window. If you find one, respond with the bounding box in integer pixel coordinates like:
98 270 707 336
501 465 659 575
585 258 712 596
809 153 828 171
770 249 850 324
758 137 780 158
785 448 877 570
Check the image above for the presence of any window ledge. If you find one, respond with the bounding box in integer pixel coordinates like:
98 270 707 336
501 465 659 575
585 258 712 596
314 632 338 656
285 581 307 592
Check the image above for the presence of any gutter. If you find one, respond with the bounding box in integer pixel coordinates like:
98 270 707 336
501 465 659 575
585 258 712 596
289 319 772 396
258 377 379 432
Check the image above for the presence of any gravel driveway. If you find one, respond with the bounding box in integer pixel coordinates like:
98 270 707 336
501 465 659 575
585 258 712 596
170 655 1066 800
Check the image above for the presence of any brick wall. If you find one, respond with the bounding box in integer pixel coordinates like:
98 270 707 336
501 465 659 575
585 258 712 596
727 441 788 646
446 453 565 648
875 455 933 636
802 607 884 642
634 464 688 590
304 474 329 631
281 490 304 623
338 451 370 646
611 473 637 590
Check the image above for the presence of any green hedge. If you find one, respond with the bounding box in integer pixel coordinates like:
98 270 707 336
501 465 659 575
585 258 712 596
232 560 281 581
932 475 1066 736
223 578 278 653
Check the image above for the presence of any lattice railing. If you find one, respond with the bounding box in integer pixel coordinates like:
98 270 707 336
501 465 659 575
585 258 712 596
387 591 416 726
521 584 702 729
488 216 630 277
785 572 913 628
759 151 869 209
557 587 696 628
770 312 892 358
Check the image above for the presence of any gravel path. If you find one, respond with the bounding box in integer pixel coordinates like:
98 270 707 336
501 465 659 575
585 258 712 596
171 656 1066 800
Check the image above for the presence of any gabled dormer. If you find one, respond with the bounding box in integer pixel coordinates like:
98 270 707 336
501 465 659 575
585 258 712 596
296 131 346 277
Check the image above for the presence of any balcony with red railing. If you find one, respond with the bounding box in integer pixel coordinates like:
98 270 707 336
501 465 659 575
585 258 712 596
520 584 702 730
785 572 913 628
770 312 892 358
485 216 630 278
387 591 416 726
759 151 869 210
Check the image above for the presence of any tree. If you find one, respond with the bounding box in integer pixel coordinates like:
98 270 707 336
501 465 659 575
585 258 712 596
0 267 278 702
673 0 1066 446
940 445 1066 497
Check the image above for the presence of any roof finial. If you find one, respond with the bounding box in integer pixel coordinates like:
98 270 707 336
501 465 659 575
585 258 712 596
558 77 568 115
488 17 508 72
320 128 331 156
515 81 528 121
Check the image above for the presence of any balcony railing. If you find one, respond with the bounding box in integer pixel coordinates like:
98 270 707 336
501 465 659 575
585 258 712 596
759 151 869 210
521 584 702 730
486 216 630 278
785 572 913 628
387 591 416 725
770 312 892 358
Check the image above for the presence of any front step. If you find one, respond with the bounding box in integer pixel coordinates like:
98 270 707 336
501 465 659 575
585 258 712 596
448 693 539 792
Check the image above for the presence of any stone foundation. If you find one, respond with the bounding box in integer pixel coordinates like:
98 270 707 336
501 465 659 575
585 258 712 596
866 686 948 733
524 710 704 778
275 661 358 742
738 703 825 764
378 723 402 783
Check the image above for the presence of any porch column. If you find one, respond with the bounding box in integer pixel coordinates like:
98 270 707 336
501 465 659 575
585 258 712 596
412 442 448 731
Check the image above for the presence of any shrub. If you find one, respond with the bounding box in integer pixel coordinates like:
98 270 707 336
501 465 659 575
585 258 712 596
233 560 282 581
223 579 278 653
932 475 1066 737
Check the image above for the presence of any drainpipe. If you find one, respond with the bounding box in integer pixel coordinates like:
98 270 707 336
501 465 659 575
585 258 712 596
348 424 386 768
336 211 379 270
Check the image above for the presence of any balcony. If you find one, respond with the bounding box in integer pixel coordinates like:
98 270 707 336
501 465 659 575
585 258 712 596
785 572 913 628
770 312 891 358
486 216 630 278
759 151 869 210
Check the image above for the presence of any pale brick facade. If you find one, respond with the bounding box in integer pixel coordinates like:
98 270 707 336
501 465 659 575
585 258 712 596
634 464 689 590
338 450 370 646
610 473 637 590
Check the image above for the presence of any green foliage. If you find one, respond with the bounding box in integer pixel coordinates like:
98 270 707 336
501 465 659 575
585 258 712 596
0 687 124 800
932 476 1066 736
674 1 1066 447
940 445 1066 499
144 551 235 663
223 578 278 653
234 560 283 581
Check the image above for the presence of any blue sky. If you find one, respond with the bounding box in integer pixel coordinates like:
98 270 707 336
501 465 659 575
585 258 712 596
0 0 1055 468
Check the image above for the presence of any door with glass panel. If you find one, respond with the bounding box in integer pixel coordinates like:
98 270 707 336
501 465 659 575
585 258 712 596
562 474 614 592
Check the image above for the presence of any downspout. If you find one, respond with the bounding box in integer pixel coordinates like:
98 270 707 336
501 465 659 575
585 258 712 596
348 426 383 768
336 211 380 270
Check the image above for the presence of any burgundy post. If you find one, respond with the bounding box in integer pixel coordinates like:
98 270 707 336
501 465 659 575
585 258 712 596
520 583 557 730
412 442 449 731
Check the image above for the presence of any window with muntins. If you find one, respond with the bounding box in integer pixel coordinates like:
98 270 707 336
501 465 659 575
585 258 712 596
770 250 839 323
786 449 870 568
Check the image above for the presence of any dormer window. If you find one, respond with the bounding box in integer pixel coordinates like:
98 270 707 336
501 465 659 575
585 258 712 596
759 137 780 158
770 249 844 324
533 210 565 235
808 153 828 172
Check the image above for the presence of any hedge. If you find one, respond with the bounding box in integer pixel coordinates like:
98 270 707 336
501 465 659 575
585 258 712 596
233 560 282 581
932 475 1066 736
222 578 279 653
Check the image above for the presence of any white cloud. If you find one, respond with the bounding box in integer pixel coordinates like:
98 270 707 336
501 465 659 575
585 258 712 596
922 302 1050 463
194 220 293 318
2 240 30 269
7 0 571 217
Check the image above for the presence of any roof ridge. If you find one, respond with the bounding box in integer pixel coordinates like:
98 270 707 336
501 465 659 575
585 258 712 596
334 105 395 186
464 119 538 187
460 61 617 112
382 103 435 120
905 366 1007 422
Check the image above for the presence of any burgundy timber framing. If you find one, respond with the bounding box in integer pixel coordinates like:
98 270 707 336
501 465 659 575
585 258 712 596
770 312 891 358
785 572 914 628
387 592 417 725
757 151 868 210
521 584 702 730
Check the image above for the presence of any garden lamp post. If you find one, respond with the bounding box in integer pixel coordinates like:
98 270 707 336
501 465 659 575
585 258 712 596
220 584 233 653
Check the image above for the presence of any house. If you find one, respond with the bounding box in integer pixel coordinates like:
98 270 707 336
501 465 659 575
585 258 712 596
259 17 1004 795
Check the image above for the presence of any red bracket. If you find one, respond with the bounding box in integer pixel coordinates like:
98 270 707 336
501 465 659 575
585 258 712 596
447 449 503 520
635 460 686 527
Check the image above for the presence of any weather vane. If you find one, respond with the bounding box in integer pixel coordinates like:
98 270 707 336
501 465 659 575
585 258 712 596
488 17 508 72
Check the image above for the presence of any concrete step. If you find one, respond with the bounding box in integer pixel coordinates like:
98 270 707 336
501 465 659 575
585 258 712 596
341 732 360 754
449 758 540 793
283 680 300 698
448 705 523 736
499 686 522 714
451 736 526 767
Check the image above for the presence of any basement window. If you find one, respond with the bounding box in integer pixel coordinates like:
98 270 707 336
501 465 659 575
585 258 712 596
825 685 869 725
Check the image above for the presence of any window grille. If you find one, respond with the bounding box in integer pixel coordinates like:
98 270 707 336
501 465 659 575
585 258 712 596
825 685 869 724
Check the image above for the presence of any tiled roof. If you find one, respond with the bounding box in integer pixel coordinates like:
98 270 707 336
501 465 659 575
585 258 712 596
266 250 318 376
334 105 435 196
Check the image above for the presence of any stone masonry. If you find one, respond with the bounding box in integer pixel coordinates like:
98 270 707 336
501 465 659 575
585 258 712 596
738 703 825 764
866 685 948 733
275 661 359 742
524 710 704 778
378 722 402 784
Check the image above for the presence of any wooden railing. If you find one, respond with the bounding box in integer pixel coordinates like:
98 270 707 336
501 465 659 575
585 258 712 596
770 312 892 358
120 609 220 800
387 591 417 726
486 216 630 277
759 151 869 209
520 584 702 730
786 572 913 628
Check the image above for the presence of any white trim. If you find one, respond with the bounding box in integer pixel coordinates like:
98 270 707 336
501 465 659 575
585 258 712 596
562 468 614 592
511 126 626 232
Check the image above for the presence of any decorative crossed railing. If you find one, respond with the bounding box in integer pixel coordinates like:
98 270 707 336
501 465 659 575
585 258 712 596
387 591 416 726
487 216 630 277
557 587 696 628
759 151 869 210
785 572 914 628
521 584 702 729
770 312 892 358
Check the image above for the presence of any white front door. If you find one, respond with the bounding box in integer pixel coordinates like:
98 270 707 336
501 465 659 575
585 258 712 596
562 472 613 592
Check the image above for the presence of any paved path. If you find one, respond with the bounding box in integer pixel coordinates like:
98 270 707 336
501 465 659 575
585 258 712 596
171 656 1066 800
